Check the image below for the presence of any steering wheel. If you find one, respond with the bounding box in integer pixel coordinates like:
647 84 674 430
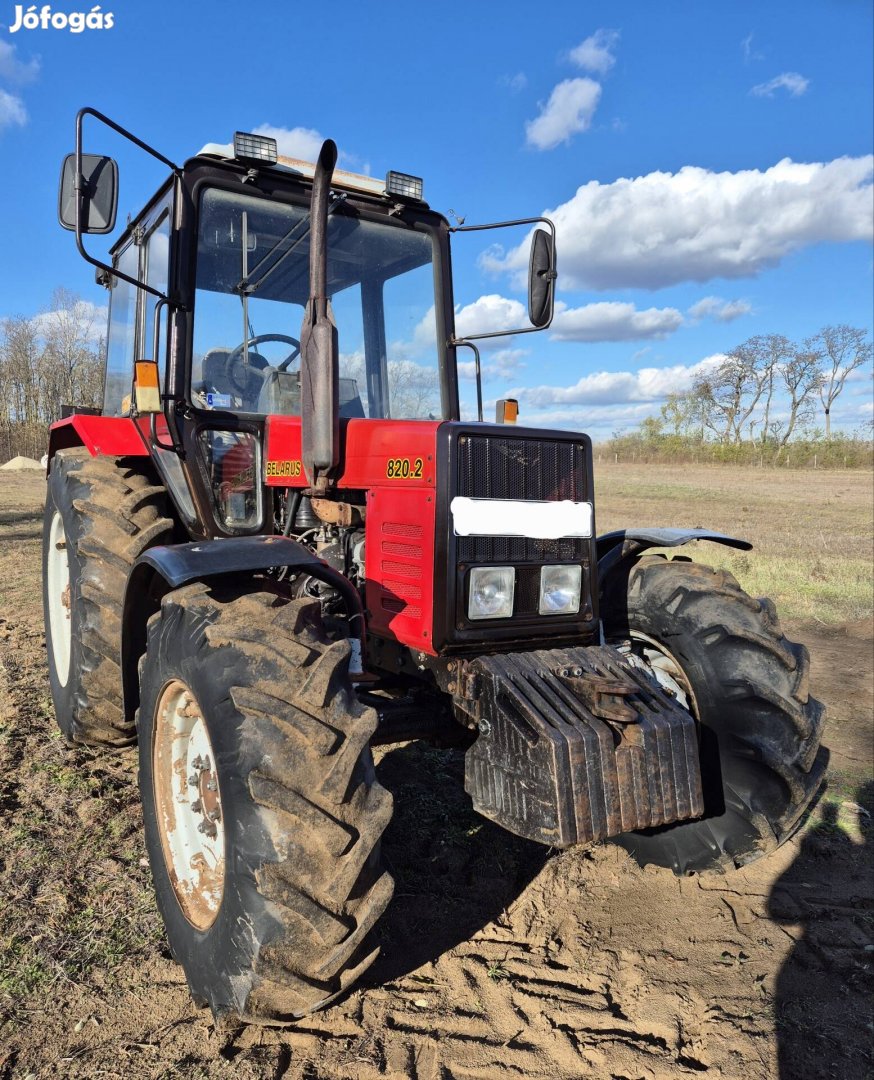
225 334 302 395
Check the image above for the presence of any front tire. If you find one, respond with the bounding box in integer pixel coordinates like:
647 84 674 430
602 556 827 874
137 583 394 1021
42 450 174 746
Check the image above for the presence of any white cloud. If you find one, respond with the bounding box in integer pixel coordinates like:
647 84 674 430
30 300 108 344
740 33 764 64
484 156 874 290
0 89 27 131
499 72 528 93
751 72 809 98
458 347 527 381
454 294 527 344
510 355 725 408
251 123 369 174
569 29 620 75
252 124 329 163
525 78 602 150
687 296 752 323
0 41 40 84
513 402 657 431
551 301 683 342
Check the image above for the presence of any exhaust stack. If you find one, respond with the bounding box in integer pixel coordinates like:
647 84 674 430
300 139 339 493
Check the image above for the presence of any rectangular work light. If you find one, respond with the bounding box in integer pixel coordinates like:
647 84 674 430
385 170 424 201
233 131 278 165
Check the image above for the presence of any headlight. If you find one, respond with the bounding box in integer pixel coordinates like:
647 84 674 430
539 564 582 616
468 566 515 620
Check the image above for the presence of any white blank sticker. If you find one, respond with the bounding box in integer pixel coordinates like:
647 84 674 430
451 497 593 540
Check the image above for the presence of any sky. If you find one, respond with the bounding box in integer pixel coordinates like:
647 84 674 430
0 0 872 439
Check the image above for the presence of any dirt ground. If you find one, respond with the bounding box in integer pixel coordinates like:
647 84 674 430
1 465 872 1080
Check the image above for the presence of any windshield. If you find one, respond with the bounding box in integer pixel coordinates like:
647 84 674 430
192 187 443 420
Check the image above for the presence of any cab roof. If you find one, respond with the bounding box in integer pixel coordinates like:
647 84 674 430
197 143 393 201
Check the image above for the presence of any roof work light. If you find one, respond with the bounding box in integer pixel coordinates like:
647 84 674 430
233 132 278 165
385 170 424 201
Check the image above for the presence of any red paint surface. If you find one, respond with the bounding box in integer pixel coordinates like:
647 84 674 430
48 415 148 460
365 485 438 654
264 417 439 489
266 416 441 653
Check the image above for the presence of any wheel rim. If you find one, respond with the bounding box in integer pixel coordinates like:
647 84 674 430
153 680 225 930
47 511 72 686
619 631 697 716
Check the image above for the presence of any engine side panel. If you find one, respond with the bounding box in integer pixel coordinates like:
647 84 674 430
265 416 441 653
365 484 437 653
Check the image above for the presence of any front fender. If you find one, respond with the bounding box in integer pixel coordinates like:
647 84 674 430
597 527 751 601
120 535 365 730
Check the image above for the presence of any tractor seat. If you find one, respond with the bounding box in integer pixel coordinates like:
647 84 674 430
257 370 367 418
200 348 269 410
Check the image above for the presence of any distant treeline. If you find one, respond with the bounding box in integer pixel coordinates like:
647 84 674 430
603 327 872 468
598 430 873 469
1 289 104 463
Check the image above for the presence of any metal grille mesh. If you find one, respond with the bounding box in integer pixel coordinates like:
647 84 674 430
456 435 588 563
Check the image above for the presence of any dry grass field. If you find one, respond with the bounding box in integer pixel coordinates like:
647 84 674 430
594 462 873 625
0 463 871 1080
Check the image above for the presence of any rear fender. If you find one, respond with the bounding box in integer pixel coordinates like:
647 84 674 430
120 535 366 729
47 415 148 466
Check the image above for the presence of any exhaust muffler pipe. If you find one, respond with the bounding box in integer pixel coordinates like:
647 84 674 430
300 139 339 493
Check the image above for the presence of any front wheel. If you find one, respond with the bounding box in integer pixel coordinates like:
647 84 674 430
42 450 174 746
602 556 828 874
137 583 394 1021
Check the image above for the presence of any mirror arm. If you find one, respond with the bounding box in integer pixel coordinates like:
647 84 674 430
74 106 180 302
449 215 555 236
449 215 557 337
451 341 484 421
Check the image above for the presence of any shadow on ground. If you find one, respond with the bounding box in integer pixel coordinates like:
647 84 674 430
367 742 549 985
770 779 874 1080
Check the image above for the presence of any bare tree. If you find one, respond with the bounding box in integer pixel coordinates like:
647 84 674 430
807 325 873 439
692 348 764 444
0 291 106 462
751 334 794 448
660 389 708 440
38 288 104 417
773 348 824 461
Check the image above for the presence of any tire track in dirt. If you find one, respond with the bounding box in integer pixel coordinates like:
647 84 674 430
2 471 872 1080
0 618 39 818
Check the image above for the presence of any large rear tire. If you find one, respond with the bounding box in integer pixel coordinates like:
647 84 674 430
137 582 394 1021
602 556 827 874
42 449 174 747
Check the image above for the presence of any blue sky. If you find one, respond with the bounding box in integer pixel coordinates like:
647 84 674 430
1 0 872 437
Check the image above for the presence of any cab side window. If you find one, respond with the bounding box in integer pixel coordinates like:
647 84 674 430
143 212 171 366
103 242 138 416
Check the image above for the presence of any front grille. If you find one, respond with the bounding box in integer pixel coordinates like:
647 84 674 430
456 434 585 500
435 423 598 652
456 434 589 564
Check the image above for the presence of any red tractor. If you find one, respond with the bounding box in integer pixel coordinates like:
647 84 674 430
43 109 826 1022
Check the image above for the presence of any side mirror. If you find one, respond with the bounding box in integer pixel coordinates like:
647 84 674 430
58 153 118 235
528 227 556 329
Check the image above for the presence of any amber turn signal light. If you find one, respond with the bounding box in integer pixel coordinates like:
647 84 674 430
134 360 161 414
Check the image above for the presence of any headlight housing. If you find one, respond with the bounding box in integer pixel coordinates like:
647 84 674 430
539 564 582 616
468 566 515 620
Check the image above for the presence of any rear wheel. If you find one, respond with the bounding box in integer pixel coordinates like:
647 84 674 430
602 556 827 874
137 582 394 1021
42 450 174 747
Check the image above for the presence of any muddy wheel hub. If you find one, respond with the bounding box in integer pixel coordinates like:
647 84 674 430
153 680 225 930
621 631 696 715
